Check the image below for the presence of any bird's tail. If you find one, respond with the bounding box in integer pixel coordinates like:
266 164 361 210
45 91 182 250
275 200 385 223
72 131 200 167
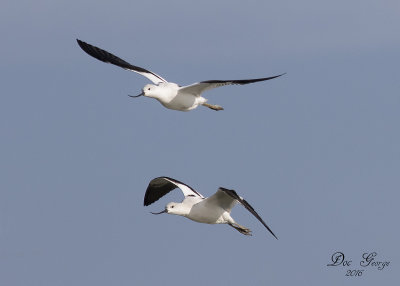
229 222 252 236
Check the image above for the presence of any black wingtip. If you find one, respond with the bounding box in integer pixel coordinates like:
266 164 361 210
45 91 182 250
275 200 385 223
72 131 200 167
219 187 278 239
76 38 83 46
269 72 286 80
76 39 89 53
143 176 179 207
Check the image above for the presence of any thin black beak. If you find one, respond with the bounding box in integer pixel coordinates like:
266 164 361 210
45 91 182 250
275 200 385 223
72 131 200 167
128 92 143 98
150 209 167 215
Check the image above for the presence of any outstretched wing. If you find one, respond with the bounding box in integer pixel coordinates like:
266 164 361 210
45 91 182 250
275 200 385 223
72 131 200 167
207 187 278 239
144 177 204 206
76 39 167 84
178 73 285 96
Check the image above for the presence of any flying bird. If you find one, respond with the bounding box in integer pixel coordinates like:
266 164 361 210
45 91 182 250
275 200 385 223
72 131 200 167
77 39 284 111
144 176 277 238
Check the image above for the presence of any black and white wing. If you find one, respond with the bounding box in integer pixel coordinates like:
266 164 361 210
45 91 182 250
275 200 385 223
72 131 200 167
178 73 285 96
77 39 167 84
205 187 278 239
144 177 204 206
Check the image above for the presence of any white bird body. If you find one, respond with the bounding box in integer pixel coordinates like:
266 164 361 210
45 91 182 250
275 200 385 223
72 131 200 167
77 39 284 111
189 203 235 225
144 82 208 111
172 196 234 225
144 176 277 238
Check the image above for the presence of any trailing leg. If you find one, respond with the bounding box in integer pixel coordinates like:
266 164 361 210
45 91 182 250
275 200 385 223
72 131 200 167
202 103 224 111
229 222 252 236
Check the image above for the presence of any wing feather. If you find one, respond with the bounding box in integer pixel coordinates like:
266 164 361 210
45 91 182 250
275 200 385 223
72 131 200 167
179 73 285 96
77 39 167 84
144 177 204 206
217 187 278 239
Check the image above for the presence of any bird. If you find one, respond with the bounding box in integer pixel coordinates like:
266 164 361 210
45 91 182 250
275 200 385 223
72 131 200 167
76 39 285 111
144 176 277 238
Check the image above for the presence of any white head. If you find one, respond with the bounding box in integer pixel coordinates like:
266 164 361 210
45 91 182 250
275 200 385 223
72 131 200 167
151 202 188 216
142 84 159 98
129 84 159 99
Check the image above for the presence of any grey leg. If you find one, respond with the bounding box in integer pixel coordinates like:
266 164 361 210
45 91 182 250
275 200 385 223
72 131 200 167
229 223 252 236
202 103 224 111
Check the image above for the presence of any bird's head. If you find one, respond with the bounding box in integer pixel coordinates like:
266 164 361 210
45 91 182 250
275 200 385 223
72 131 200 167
129 84 158 99
151 202 186 216
142 84 159 98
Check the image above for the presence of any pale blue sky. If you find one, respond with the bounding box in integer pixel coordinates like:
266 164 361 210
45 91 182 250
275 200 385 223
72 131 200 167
1 0 399 285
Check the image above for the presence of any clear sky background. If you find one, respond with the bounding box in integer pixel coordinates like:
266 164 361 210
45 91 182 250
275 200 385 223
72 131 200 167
1 0 399 285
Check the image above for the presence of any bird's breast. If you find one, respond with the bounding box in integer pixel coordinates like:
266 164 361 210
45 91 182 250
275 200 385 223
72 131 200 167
186 203 227 224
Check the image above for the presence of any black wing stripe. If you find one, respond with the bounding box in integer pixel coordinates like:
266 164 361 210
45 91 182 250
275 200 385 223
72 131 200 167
76 39 165 82
162 177 203 197
219 187 278 239
200 73 285 85
144 177 177 206
143 177 202 206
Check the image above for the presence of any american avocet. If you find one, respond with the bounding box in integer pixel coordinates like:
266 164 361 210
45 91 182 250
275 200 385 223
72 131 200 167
144 177 277 238
77 39 284 111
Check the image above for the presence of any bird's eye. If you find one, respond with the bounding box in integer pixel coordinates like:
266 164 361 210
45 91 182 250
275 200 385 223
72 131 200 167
171 205 174 208
148 88 151 90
